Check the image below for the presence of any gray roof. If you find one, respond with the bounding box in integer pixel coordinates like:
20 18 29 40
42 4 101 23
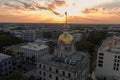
38 51 87 72
0 53 11 62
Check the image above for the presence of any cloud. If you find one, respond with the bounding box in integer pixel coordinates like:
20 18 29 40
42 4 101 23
67 15 120 24
96 0 120 9
53 0 66 6
0 14 58 23
32 1 62 16
68 16 101 23
0 0 63 16
81 8 99 14
81 8 120 16
2 2 23 10
17 1 32 9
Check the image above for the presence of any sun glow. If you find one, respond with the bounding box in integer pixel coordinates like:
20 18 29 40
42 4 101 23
0 0 120 23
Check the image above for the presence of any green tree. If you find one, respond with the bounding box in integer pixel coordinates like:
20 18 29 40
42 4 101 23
0 31 24 52
75 40 95 53
0 72 28 80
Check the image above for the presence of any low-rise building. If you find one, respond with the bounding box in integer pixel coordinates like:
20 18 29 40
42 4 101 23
20 43 49 60
22 29 43 42
0 53 13 76
73 33 83 42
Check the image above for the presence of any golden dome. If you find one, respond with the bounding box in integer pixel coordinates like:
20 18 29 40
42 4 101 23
58 32 73 44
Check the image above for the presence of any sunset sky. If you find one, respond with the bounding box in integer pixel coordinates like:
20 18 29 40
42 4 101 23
0 0 120 24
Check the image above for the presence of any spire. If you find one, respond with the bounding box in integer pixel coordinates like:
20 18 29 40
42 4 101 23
65 12 67 28
64 12 69 31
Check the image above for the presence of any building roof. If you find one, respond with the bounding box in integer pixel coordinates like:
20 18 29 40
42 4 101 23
38 51 87 72
99 36 120 54
21 43 49 51
0 53 11 62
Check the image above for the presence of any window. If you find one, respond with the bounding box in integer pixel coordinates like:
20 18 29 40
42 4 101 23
114 63 116 66
56 76 58 80
99 53 104 56
43 72 46 76
49 67 51 71
117 64 119 67
9 61 11 64
113 67 115 70
39 64 41 68
99 57 103 59
56 69 59 73
118 60 119 62
98 60 103 63
63 71 65 76
116 68 119 71
4 62 7 66
68 73 71 77
39 71 41 74
118 56 120 59
43 65 46 69
115 55 117 58
49 74 52 78
98 64 103 67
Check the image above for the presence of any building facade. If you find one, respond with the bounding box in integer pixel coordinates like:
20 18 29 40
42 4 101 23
96 36 120 80
22 29 43 42
0 53 13 76
20 43 49 60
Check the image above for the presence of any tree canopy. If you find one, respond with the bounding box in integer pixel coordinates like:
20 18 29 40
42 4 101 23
0 31 24 52
75 31 107 53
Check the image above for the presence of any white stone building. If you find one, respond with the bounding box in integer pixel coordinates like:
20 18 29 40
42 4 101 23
20 43 49 59
96 36 120 80
0 53 13 76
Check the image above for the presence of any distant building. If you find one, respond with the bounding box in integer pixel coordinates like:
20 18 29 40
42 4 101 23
20 43 49 61
73 33 83 42
0 53 13 76
51 30 63 39
96 36 120 80
22 29 43 42
35 38 50 44
10 30 23 38
36 29 89 80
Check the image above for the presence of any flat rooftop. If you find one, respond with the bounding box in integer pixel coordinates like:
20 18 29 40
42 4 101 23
99 36 120 51
21 43 49 51
98 36 120 55
38 51 87 72
0 53 11 62
5 43 27 52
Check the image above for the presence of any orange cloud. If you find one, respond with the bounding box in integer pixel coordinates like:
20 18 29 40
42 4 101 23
0 0 120 23
81 8 120 16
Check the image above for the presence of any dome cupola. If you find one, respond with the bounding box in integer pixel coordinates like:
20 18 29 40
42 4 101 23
58 32 73 44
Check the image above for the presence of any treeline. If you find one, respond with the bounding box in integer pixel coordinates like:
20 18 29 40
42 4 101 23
75 31 107 53
0 72 35 80
0 31 24 52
